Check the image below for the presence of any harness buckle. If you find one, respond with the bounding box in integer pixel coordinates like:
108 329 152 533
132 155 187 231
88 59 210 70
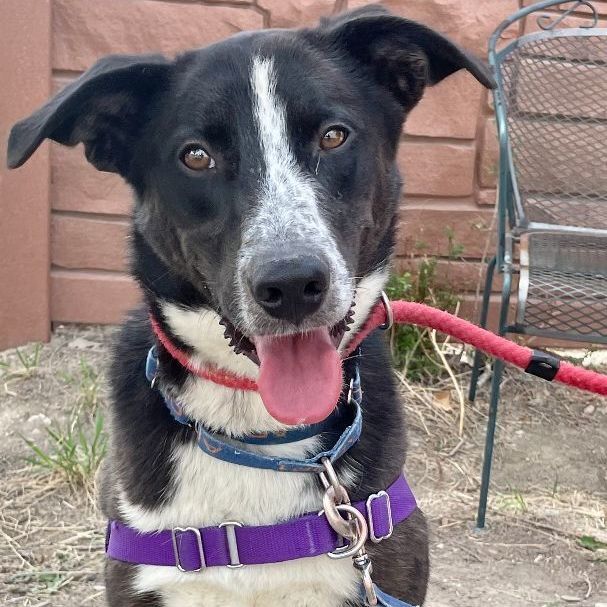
219 521 244 568
366 491 393 543
171 526 206 572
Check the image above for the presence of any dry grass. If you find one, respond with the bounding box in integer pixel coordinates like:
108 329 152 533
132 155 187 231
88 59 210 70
1 326 606 606
0 466 105 605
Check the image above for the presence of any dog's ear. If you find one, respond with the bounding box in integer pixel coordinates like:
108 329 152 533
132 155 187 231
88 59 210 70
7 54 171 173
322 6 495 112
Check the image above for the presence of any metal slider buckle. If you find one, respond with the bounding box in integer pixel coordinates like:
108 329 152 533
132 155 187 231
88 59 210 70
366 491 393 543
219 521 244 568
171 526 206 572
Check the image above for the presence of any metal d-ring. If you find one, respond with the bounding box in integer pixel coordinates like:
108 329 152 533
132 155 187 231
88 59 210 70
326 505 369 559
379 291 393 331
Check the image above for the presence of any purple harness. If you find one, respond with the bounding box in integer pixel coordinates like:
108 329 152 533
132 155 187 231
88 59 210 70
106 475 415 570
105 351 419 606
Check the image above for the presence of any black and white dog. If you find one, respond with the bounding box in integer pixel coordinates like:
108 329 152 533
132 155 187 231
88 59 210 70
8 6 492 606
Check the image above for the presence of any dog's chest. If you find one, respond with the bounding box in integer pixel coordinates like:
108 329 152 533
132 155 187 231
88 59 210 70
119 431 359 606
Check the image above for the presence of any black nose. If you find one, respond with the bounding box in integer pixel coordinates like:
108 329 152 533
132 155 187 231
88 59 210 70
250 254 330 325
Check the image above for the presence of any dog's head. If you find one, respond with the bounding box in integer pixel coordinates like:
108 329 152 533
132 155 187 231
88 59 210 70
8 6 493 425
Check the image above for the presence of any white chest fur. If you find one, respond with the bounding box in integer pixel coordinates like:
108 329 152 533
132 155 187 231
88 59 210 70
117 380 360 607
115 267 390 606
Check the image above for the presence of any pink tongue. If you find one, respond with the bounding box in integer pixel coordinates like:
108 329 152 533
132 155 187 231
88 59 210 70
255 328 343 425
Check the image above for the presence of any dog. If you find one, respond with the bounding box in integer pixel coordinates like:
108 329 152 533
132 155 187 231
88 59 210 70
8 5 493 606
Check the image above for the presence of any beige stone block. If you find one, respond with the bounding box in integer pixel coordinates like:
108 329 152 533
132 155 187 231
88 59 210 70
397 205 495 257
406 71 483 139
399 141 477 197
51 144 132 216
480 117 499 188
348 0 520 55
478 188 497 206
51 214 129 272
258 0 338 27
52 0 264 71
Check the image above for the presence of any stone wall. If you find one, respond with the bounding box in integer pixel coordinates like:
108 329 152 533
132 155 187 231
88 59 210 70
5 0 607 340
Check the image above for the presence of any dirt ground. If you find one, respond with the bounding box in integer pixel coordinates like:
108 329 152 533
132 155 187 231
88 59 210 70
1 325 605 607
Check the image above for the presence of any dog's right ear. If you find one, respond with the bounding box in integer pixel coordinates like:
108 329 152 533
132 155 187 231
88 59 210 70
7 54 171 173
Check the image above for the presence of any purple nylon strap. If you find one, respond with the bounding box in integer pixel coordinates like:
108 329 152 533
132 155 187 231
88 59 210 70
106 474 416 570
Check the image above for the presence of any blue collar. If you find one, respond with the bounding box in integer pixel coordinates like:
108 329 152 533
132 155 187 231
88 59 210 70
145 346 363 472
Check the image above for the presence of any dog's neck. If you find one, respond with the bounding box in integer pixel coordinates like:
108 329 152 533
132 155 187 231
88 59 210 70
154 269 389 436
156 301 276 436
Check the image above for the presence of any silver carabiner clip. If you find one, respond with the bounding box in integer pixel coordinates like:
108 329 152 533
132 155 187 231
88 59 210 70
354 553 378 606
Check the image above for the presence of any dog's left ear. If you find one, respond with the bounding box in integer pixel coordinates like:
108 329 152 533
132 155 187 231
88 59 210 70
7 53 171 173
323 6 495 112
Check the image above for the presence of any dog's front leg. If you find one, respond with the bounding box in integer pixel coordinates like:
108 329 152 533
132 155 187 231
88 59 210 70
105 559 164 607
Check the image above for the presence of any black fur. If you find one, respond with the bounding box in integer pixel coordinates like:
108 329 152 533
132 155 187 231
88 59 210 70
8 5 493 606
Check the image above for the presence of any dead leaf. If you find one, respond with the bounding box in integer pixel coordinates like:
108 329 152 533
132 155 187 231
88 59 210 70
433 390 454 412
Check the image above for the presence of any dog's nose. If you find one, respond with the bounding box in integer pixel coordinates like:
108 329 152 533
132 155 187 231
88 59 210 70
250 254 330 324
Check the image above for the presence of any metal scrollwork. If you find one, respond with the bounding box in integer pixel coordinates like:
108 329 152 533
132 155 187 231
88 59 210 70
537 0 599 30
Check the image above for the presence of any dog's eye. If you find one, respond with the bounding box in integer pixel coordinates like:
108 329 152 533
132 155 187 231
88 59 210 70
180 144 216 171
320 127 348 151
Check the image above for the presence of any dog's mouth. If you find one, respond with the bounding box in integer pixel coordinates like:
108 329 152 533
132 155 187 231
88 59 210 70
219 308 355 426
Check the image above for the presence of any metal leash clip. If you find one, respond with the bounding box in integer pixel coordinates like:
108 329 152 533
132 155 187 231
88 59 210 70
320 458 378 606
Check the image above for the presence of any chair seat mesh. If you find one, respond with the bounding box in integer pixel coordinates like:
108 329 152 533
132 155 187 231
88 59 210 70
521 233 607 339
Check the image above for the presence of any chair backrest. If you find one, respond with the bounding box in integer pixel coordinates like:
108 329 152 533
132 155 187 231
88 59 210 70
491 1 607 232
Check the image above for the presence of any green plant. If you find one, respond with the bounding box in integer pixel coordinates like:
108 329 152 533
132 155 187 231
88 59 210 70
0 343 43 378
386 255 459 381
578 535 607 552
23 409 107 490
59 358 101 412
16 343 43 374
10 571 66 594
495 488 528 514
76 358 100 411
445 227 465 259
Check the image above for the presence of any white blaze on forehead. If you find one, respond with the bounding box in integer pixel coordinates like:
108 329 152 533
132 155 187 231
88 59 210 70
248 55 326 242
238 56 352 330
250 56 294 194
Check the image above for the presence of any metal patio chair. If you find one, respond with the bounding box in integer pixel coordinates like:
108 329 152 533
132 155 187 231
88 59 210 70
468 0 607 529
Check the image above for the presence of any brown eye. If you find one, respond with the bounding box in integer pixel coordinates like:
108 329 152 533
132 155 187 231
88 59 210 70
180 144 215 171
320 127 348 150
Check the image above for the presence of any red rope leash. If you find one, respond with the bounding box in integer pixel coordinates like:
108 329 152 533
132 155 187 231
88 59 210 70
346 300 607 397
150 302 607 397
